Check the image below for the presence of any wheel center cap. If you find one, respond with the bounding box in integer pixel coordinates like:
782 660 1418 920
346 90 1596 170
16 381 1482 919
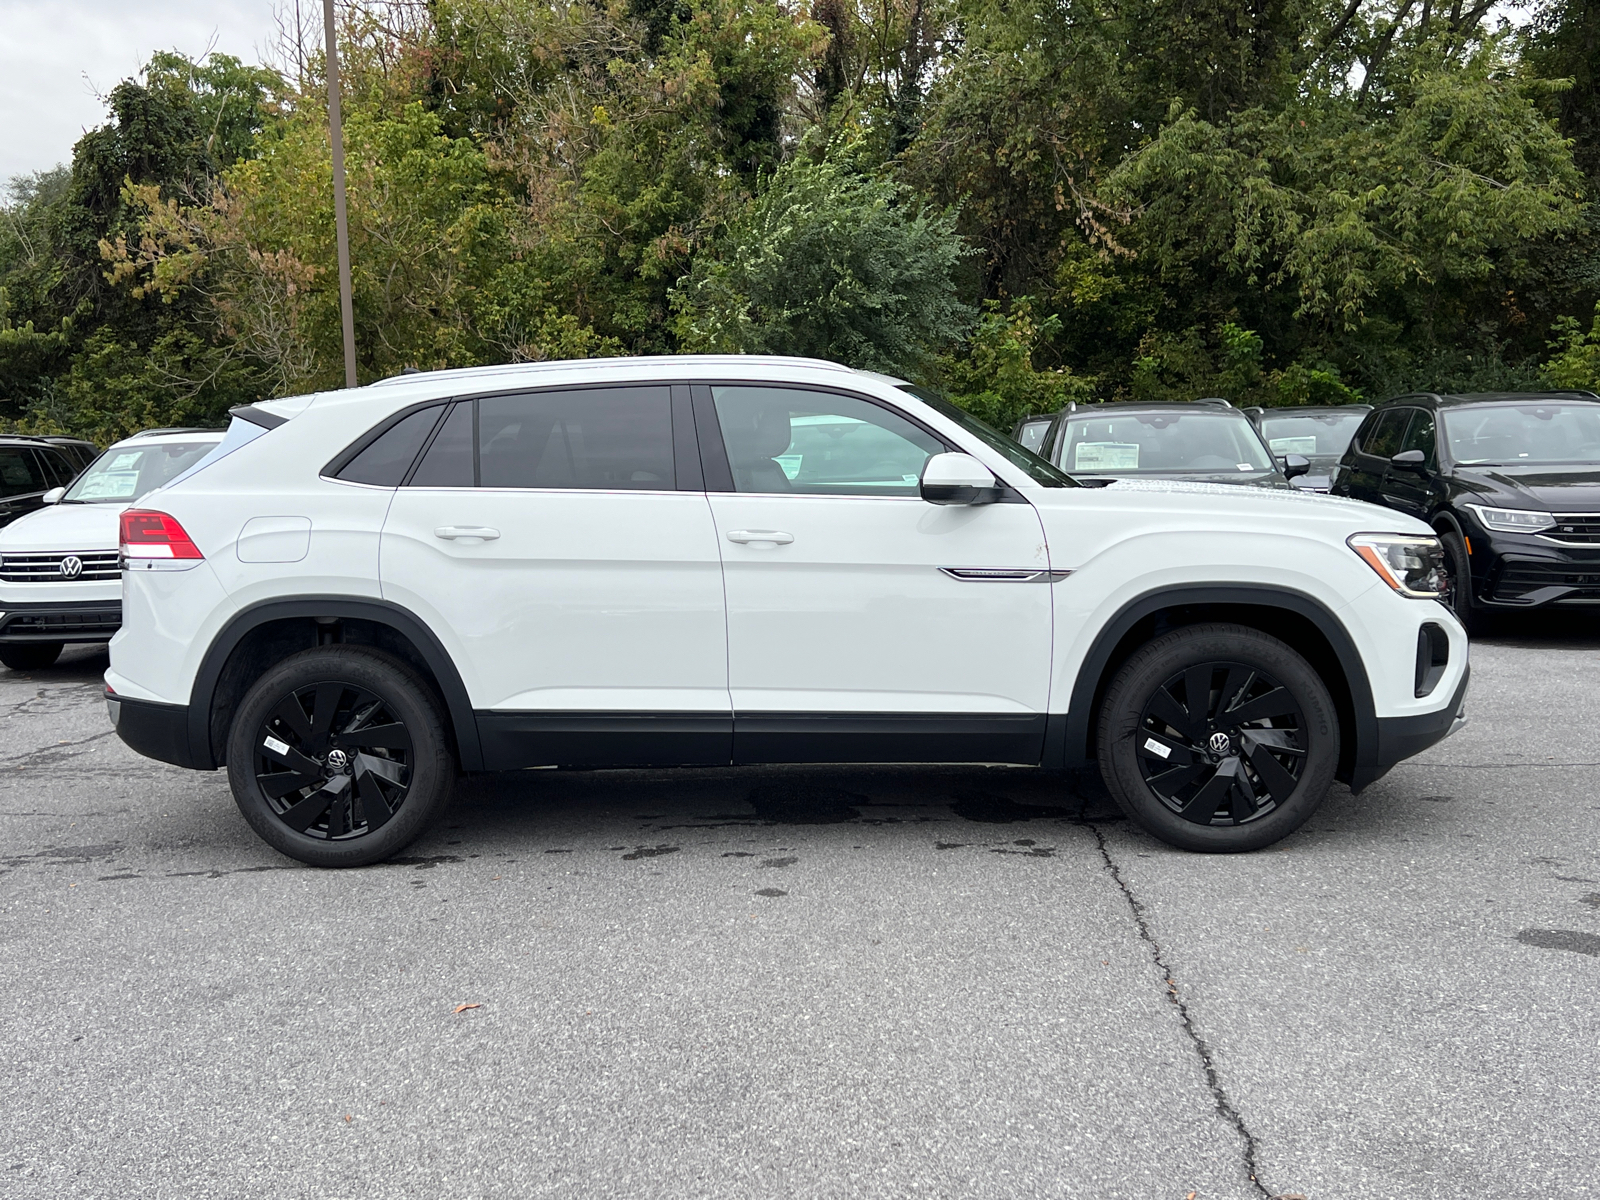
1207 731 1233 756
325 748 350 773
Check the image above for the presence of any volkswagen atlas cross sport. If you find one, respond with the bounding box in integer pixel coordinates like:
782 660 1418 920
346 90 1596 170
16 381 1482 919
0 429 223 670
104 356 1470 867
1331 390 1600 633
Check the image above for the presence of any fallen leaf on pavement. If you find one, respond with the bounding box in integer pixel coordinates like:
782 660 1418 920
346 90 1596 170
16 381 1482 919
454 1003 481 1013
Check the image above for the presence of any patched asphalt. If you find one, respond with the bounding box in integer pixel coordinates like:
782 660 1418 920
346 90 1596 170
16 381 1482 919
3 620 1597 1199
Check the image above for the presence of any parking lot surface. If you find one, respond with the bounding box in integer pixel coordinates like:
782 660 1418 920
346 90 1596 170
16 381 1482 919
3 623 1598 1199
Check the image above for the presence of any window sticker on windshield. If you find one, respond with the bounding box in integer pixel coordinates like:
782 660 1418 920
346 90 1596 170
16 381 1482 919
1075 442 1139 470
1236 463 1252 471
77 472 140 499
1269 436 1319 455
108 452 143 470
774 454 802 480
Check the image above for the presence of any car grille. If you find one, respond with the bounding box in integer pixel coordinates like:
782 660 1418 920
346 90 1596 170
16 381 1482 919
0 609 121 638
1540 514 1600 546
0 551 121 582
1491 560 1600 602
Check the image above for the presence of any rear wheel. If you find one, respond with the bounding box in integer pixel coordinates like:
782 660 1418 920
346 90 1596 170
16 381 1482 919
226 647 455 867
1440 529 1488 636
1097 623 1339 853
0 642 63 671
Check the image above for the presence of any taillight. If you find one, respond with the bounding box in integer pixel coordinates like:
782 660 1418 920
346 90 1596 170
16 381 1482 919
121 510 204 560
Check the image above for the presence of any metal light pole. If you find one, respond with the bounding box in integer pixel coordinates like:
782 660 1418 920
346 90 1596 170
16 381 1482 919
323 0 357 387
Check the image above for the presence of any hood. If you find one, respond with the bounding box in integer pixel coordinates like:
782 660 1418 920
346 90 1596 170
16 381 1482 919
1453 465 1600 512
0 501 123 552
1042 475 1429 532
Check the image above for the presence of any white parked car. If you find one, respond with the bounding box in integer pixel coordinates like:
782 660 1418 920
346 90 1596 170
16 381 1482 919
104 357 1469 866
0 429 223 670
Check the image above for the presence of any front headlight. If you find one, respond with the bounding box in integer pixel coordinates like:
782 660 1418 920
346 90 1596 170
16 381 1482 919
1348 534 1449 598
1462 504 1556 534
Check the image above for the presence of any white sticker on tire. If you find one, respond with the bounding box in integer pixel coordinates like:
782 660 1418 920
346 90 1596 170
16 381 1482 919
263 735 291 756
1143 737 1171 759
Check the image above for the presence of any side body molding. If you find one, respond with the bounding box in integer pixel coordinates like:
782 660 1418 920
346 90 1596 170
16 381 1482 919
188 596 483 771
1056 584 1381 791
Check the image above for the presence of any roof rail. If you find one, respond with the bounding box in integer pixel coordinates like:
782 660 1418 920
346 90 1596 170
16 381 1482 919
126 426 221 438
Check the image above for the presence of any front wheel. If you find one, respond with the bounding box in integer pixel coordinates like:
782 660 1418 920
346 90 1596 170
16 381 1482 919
0 642 63 671
1097 623 1339 853
1440 529 1488 636
226 646 455 867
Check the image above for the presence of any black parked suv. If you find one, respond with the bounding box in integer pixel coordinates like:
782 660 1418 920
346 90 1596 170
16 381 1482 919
0 436 93 528
1242 405 1371 492
1028 399 1308 488
1330 391 1600 631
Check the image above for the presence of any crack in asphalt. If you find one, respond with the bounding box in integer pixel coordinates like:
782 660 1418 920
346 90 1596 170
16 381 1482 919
1089 824 1275 1200
0 729 117 769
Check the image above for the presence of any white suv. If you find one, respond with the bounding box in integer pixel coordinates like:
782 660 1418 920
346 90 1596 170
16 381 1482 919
105 356 1469 866
0 429 222 670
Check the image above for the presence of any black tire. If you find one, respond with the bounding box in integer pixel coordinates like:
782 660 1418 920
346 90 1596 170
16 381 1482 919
1440 529 1489 636
226 646 455 867
1096 623 1339 853
0 642 63 671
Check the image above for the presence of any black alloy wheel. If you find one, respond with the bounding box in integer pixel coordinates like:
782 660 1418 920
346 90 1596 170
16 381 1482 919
253 680 414 841
1097 623 1338 852
1134 660 1306 826
227 647 454 867
1440 529 1487 636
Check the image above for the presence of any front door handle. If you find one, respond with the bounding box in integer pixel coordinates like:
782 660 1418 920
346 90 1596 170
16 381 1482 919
726 529 794 545
434 526 501 542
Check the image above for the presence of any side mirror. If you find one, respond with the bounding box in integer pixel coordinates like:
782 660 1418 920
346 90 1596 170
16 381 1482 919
920 452 1001 505
1280 454 1310 481
41 487 66 505
1390 449 1427 473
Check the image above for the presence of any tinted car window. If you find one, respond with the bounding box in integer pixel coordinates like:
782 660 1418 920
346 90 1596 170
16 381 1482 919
337 406 445 486
0 448 47 497
410 402 475 487
1399 410 1437 467
1257 411 1367 464
1363 409 1411 458
1441 401 1600 466
714 386 943 496
32 449 70 488
480 387 673 490
64 439 223 503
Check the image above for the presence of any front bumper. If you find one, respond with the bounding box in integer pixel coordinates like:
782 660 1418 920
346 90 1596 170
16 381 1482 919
0 600 122 643
1351 665 1470 792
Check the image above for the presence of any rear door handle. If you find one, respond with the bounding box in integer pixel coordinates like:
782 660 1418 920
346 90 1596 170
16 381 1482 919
434 526 500 542
726 529 794 545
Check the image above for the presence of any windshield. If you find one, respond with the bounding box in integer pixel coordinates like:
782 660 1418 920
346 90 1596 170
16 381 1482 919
1441 402 1600 467
899 386 1076 486
1256 411 1366 466
1058 410 1276 475
1015 418 1051 453
63 439 223 504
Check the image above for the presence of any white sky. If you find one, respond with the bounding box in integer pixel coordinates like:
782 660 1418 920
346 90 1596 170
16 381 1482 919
0 0 284 184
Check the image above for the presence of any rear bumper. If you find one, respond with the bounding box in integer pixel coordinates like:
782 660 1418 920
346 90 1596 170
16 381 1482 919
0 600 121 643
1350 666 1470 792
108 692 212 770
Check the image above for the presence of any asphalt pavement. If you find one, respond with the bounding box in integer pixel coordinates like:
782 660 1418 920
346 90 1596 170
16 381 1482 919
3 620 1598 1199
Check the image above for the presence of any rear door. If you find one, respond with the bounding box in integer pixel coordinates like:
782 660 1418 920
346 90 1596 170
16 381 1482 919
0 446 49 527
699 383 1056 765
379 384 731 768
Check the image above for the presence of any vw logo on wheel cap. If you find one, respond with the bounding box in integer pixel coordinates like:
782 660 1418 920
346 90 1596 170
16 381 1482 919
325 749 350 772
1207 731 1233 755
59 555 83 579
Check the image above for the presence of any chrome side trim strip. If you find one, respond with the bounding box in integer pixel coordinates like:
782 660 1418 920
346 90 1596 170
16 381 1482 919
939 568 1073 583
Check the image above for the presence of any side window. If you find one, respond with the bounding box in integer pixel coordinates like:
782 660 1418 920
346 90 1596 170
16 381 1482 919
1363 408 1411 459
479 387 673 490
0 448 45 498
410 402 475 487
34 449 70 488
1399 410 1437 467
711 386 944 496
336 405 445 486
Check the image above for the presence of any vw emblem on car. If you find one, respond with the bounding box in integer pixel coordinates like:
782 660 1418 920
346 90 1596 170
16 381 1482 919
325 748 350 773
1207 731 1233 756
59 555 83 579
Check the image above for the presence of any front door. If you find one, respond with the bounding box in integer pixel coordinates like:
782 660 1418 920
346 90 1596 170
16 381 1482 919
1381 408 1439 520
380 384 731 768
1342 407 1411 504
698 383 1056 765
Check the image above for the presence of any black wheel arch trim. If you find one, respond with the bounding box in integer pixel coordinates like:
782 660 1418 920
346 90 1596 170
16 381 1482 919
1059 584 1384 791
186 596 482 772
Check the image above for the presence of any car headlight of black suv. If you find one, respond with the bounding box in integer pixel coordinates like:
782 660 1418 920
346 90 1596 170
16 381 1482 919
1461 504 1556 535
